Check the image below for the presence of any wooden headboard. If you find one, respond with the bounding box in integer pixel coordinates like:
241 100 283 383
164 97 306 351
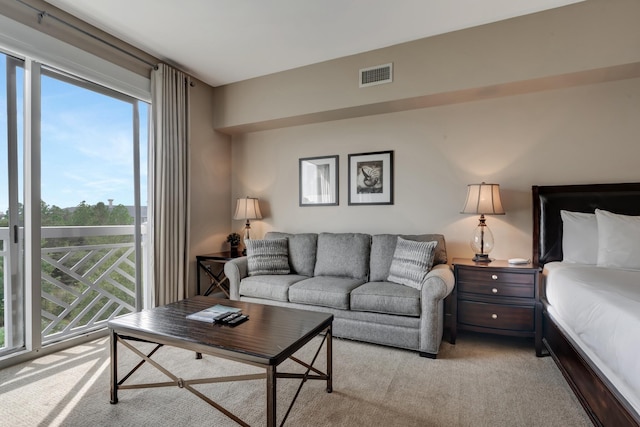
532 182 640 265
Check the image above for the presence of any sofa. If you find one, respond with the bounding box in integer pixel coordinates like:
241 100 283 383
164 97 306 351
224 232 455 358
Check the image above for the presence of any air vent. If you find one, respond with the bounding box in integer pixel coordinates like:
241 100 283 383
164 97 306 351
359 63 393 88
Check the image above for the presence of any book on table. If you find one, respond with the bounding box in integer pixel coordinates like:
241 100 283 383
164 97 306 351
186 304 241 323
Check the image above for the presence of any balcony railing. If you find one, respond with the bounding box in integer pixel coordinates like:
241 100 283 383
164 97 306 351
1 225 145 348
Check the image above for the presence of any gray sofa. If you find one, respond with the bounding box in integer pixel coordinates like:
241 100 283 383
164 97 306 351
224 232 455 358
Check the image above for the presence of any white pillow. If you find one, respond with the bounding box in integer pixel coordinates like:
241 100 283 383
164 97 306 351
560 210 597 264
595 209 640 270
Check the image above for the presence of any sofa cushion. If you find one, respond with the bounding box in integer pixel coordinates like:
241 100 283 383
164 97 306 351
314 233 371 280
246 238 290 276
265 232 317 276
387 237 437 290
351 281 421 316
239 274 308 302
288 276 366 310
370 234 447 282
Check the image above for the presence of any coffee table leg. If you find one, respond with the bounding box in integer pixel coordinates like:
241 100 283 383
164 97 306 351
327 324 333 393
266 365 277 427
110 329 118 404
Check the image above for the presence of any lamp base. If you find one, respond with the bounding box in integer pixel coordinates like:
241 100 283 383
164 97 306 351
472 253 491 262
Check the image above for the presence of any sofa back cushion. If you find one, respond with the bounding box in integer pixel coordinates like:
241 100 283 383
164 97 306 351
265 232 317 277
314 233 371 280
370 234 447 282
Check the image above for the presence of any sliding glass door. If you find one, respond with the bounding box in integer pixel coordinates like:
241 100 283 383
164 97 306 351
0 53 24 355
0 49 149 359
38 67 148 345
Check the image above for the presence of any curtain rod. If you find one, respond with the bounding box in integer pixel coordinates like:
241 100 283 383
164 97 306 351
15 0 158 70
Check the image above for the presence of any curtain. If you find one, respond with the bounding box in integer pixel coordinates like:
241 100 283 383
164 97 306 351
149 63 190 306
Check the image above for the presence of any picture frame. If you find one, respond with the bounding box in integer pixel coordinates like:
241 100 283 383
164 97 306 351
299 155 339 206
348 150 394 205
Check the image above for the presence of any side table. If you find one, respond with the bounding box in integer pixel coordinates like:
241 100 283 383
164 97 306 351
452 258 543 356
196 251 243 297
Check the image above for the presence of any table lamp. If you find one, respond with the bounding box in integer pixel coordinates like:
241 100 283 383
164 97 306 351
233 196 262 242
460 182 505 262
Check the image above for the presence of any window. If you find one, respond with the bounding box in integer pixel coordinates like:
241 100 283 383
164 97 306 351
0 50 149 360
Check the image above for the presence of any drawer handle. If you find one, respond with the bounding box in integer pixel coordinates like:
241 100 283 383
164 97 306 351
492 288 498 294
491 274 498 280
491 314 498 319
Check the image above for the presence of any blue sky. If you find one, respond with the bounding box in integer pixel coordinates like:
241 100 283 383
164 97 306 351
1 53 148 214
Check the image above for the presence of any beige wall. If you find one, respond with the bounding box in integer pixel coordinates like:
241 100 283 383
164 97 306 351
214 0 640 134
188 79 231 295
222 0 640 262
230 77 640 261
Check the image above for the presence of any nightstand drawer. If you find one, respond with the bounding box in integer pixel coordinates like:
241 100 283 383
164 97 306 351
457 268 535 286
457 281 534 298
458 300 534 332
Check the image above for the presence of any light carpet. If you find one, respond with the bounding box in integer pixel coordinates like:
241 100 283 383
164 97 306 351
0 333 591 426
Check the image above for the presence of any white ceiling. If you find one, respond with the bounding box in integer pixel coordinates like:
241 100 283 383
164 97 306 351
45 0 583 87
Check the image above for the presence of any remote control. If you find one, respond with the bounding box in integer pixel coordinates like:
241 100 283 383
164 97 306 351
221 312 242 323
213 311 236 322
227 314 248 326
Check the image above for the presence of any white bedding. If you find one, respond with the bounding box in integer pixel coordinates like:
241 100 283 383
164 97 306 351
544 262 640 414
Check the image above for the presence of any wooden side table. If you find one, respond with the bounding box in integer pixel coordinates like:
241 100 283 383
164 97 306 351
452 258 542 355
196 251 243 297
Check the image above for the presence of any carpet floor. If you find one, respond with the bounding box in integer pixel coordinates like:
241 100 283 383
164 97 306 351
0 332 591 426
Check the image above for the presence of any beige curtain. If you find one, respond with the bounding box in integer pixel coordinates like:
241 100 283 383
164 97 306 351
149 63 190 306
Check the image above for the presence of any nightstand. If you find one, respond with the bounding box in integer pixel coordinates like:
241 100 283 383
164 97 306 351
196 251 243 297
451 258 542 355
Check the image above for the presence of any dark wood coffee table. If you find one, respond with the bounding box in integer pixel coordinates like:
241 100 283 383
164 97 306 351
108 296 333 426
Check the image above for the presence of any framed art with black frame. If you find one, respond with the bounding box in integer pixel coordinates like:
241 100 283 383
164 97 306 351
348 150 394 205
299 155 339 206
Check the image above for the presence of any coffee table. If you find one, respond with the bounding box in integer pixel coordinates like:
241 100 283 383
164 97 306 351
108 296 333 426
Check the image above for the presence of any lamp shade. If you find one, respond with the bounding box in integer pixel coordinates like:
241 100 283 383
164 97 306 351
233 197 262 220
460 183 505 215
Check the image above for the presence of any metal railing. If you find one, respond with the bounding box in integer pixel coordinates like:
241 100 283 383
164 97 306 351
1 225 145 348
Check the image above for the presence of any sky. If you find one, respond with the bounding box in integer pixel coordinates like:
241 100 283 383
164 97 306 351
1 53 148 215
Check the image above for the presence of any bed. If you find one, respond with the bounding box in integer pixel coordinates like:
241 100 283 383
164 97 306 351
532 183 640 427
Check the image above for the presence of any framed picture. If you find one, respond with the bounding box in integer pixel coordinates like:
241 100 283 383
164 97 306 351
299 155 339 206
348 150 394 205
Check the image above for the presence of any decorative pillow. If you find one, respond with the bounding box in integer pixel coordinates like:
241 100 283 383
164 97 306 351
595 209 640 270
387 237 437 290
560 210 597 264
245 238 291 276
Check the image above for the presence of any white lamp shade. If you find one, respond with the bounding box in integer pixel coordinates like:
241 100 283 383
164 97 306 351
233 197 262 220
460 183 505 215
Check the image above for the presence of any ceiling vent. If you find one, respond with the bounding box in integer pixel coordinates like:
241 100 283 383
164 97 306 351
359 63 393 88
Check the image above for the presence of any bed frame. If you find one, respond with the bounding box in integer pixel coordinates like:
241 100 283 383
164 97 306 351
532 183 640 427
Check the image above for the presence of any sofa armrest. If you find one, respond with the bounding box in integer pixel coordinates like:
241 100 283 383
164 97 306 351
224 257 248 300
419 264 455 356
422 264 455 300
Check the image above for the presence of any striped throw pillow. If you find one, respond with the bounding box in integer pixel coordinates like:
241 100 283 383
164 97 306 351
246 238 290 276
387 237 437 289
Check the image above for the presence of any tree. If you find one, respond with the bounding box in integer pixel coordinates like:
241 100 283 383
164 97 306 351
109 205 134 225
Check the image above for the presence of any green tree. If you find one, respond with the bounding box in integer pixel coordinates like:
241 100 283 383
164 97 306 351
109 205 134 225
70 201 93 226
